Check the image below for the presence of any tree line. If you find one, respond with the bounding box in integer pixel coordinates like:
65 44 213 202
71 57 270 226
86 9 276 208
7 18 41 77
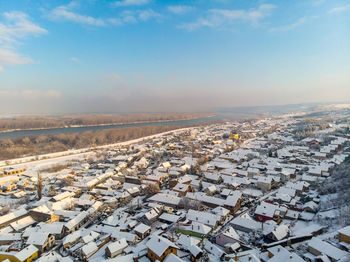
0 125 186 161
0 113 210 131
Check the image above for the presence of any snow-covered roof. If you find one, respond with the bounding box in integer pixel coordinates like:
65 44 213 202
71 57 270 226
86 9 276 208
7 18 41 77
255 202 279 218
224 191 242 207
15 245 38 261
222 227 240 240
81 241 98 257
159 213 180 223
26 232 49 246
148 193 181 206
308 237 348 261
164 253 185 262
0 208 27 226
65 211 88 231
338 225 350 237
134 223 151 234
146 235 178 257
271 224 289 241
187 210 220 227
106 238 128 254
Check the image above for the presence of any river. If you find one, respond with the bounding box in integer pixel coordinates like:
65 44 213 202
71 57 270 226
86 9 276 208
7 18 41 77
0 115 222 140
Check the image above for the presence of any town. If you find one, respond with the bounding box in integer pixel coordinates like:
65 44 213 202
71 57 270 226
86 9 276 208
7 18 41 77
0 111 349 262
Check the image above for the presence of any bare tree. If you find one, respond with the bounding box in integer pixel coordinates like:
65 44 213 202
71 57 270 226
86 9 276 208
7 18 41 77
37 171 43 200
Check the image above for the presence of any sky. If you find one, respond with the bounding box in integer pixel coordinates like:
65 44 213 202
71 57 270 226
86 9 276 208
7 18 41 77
0 0 349 114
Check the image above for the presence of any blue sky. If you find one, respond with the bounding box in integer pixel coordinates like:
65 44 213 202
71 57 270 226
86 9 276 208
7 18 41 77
0 0 349 113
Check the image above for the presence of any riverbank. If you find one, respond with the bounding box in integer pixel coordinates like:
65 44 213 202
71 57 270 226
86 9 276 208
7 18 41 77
0 126 195 170
0 114 216 134
0 115 219 140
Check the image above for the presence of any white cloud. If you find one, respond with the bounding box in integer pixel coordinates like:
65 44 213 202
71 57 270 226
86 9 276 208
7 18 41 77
48 2 159 27
269 17 307 32
269 16 318 32
109 9 161 24
329 4 350 14
113 0 150 7
138 9 162 21
0 11 46 71
49 3 106 26
180 4 275 31
168 5 194 15
0 49 32 71
69 57 80 63
0 11 47 46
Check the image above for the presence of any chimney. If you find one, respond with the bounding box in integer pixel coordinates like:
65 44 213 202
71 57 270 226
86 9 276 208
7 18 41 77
158 238 160 242
277 248 280 252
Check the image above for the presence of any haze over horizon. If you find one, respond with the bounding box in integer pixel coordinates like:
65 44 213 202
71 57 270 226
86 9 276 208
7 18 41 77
0 0 349 114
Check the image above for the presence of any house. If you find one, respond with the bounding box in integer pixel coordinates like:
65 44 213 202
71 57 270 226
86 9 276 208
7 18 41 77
203 172 222 184
187 210 220 229
144 174 164 186
303 201 319 213
111 230 138 245
308 237 348 261
164 253 185 262
247 167 260 178
281 168 296 181
186 192 225 208
177 234 200 250
255 202 281 223
148 193 181 208
338 225 350 244
29 205 52 222
146 235 179 262
0 208 27 229
230 214 260 233
0 233 22 245
178 221 212 238
143 206 163 225
159 213 181 224
267 245 304 262
266 224 289 242
50 191 75 202
134 223 151 239
188 245 203 262
105 238 128 258
203 239 225 260
212 207 230 222
216 227 240 247
0 244 38 262
9 216 36 232
224 191 243 214
26 232 55 254
37 222 65 240
64 211 88 234
173 183 194 196
257 176 272 192
235 253 261 262
204 185 217 195
81 241 98 259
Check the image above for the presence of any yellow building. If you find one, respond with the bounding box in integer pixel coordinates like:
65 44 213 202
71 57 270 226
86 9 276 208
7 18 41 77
338 226 350 244
3 168 26 176
0 245 38 262
146 236 178 262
